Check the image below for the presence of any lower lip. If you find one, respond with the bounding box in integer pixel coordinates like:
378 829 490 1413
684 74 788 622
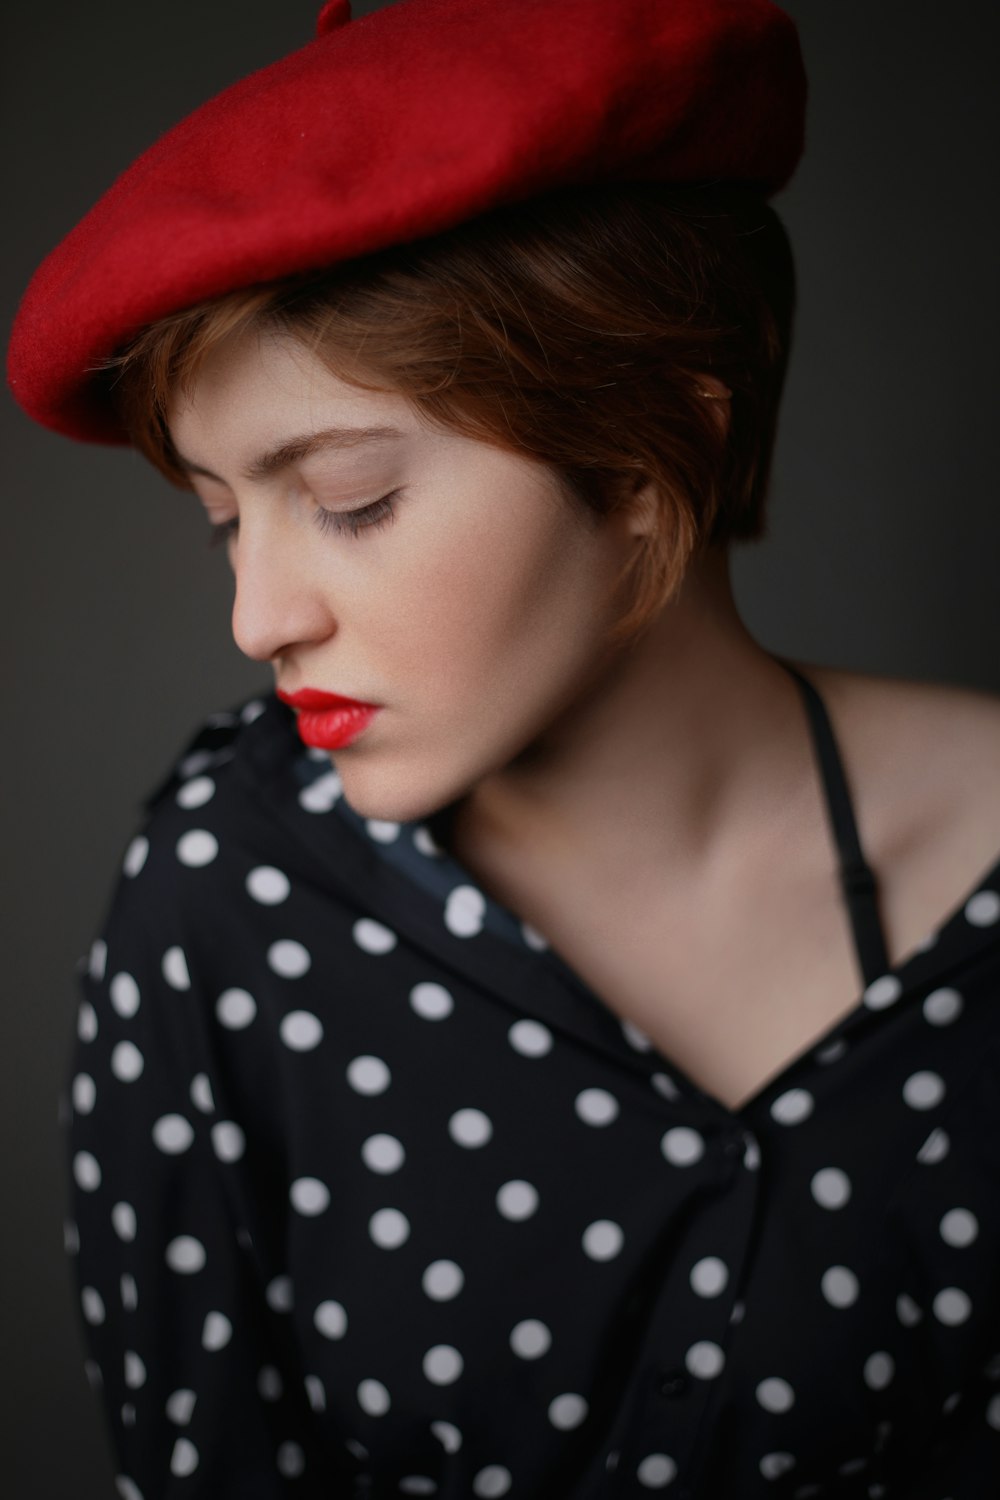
294 705 380 750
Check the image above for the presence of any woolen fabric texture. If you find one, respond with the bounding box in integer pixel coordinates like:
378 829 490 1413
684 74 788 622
7 0 806 445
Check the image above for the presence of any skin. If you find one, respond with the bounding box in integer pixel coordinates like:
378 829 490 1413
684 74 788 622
168 326 823 901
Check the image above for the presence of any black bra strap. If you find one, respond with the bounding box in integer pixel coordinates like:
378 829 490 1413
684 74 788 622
774 657 892 988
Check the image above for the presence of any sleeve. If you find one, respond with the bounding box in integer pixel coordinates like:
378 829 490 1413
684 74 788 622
889 1351 1000 1497
62 836 352 1500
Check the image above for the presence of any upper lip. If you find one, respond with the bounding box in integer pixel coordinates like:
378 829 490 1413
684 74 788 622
276 687 379 711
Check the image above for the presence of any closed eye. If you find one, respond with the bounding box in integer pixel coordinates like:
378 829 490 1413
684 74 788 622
208 490 402 549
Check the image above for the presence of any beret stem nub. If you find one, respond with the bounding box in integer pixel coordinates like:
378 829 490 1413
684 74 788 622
316 0 353 39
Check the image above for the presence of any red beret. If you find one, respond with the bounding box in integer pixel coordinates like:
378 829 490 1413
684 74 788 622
7 0 806 445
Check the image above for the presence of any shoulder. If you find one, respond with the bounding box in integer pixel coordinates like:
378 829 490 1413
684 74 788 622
785 657 1000 871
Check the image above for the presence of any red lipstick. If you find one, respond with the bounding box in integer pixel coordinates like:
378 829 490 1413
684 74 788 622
276 687 381 750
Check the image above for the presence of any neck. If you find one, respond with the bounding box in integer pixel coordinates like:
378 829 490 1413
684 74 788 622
436 548 817 890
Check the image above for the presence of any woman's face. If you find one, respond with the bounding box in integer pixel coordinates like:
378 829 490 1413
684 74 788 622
167 328 647 824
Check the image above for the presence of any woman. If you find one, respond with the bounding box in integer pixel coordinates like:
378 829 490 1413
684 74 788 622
8 0 1000 1496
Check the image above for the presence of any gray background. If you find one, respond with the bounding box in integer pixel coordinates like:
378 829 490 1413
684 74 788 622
3 1 998 1494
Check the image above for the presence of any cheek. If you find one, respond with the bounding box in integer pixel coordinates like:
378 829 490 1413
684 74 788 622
368 496 610 705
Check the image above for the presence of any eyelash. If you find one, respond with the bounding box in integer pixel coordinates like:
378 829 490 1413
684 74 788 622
208 490 401 549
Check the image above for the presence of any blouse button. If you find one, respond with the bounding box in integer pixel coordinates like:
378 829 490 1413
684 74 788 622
657 1369 690 1398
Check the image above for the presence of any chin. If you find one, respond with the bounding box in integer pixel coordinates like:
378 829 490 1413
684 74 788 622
331 754 468 831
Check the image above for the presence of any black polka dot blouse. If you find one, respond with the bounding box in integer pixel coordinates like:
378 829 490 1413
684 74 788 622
63 665 1000 1499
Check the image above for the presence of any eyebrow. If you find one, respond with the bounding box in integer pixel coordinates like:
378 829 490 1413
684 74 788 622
174 424 408 483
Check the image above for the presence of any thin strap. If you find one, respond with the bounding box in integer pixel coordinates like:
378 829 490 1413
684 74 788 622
775 657 892 988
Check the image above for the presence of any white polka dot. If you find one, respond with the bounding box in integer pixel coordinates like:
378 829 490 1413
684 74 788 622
64 1221 80 1254
72 1074 96 1115
756 1377 795 1413
176 775 215 810
110 1040 144 1082
258 1365 283 1401
896 1293 923 1326
305 1374 326 1412
933 1287 972 1325
123 836 149 878
730 1300 746 1324
109 972 141 1019
431 1421 462 1454
815 1038 848 1064
112 1202 137 1242
85 1361 102 1388
152 1115 194 1154
685 1341 725 1379
496 1179 539 1220
444 885 486 937
370 1207 410 1248
353 917 398 954
347 1055 390 1094
280 1010 324 1051
760 1452 796 1480
810 1167 852 1210
922 987 964 1025
423 1344 463 1384
77 1001 98 1042
448 1108 493 1147
637 1453 677 1488
115 1478 144 1500
265 1275 294 1312
986 1394 1000 1431
398 1480 436 1497
165 1389 196 1425
290 1176 330 1216
863 1352 894 1390
510 1319 551 1359
472 1466 511 1497
120 1273 138 1310
770 1088 814 1125
176 830 218 867
190 1073 215 1113
358 1378 390 1416
81 1287 105 1324
916 1127 950 1163
239 698 265 723
267 939 311 978
179 750 213 777
651 1072 681 1100
365 818 401 844
621 1019 653 1051
821 1266 859 1307
966 889 1000 926
582 1219 624 1261
162 947 191 991
903 1071 946 1110
661 1126 705 1165
548 1392 588 1429
165 1236 206 1273
211 1121 245 1162
575 1088 619 1126
246 865 290 904
357 1132 405 1176
410 982 454 1019
743 1133 762 1170
276 1442 305 1478
202 1312 232 1351
690 1257 729 1297
863 974 903 1010
215 989 256 1029
299 771 342 813
940 1208 979 1248
124 1351 146 1389
73 1151 101 1191
314 1300 348 1339
508 1019 553 1057
170 1438 199 1477
422 1260 464 1300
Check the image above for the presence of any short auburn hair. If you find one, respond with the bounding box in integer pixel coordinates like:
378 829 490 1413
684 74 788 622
104 180 795 649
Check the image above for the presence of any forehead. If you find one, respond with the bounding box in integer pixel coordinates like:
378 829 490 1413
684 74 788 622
166 327 422 462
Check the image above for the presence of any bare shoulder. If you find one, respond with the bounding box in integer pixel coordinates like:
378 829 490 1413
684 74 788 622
783 656 1000 867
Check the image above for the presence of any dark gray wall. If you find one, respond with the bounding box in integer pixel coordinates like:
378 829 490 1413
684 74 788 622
2 2 997 1495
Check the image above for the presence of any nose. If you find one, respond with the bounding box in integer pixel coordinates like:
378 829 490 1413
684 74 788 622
229 523 336 665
